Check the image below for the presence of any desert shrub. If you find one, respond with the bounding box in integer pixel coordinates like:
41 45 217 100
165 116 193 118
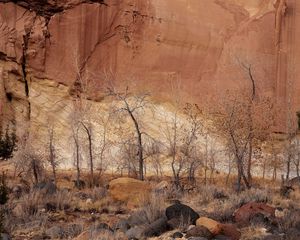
195 184 228 205
0 209 4 235
142 193 166 223
129 193 167 226
45 189 73 211
0 173 8 205
0 125 17 161
15 191 44 218
278 209 300 231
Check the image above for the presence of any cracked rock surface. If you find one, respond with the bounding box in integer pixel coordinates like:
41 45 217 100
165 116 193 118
0 0 299 150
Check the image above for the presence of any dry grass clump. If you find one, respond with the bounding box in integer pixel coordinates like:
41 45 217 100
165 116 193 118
127 193 167 227
141 193 167 223
241 225 269 240
277 209 300 232
184 186 273 222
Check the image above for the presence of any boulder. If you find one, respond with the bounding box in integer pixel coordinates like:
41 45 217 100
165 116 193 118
219 224 240 240
234 202 275 225
186 226 213 239
214 235 231 240
167 217 182 230
145 216 168 237
126 226 146 239
196 217 222 235
187 237 209 240
109 178 151 207
0 233 11 240
172 231 184 238
166 201 199 225
127 210 149 226
114 219 131 232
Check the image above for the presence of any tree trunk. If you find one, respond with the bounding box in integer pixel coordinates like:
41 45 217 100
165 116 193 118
75 138 80 189
128 111 144 180
49 134 56 186
286 155 291 181
82 123 94 187
247 140 253 184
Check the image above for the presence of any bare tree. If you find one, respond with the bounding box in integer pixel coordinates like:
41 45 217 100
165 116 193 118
46 123 59 186
107 85 150 180
293 137 300 177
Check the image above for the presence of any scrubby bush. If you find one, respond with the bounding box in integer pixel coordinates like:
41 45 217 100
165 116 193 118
0 125 17 161
0 173 8 205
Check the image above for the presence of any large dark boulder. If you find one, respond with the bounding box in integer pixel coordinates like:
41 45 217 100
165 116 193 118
144 216 168 237
165 201 199 225
126 226 146 239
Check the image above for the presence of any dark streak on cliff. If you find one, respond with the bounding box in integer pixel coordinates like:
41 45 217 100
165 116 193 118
0 0 107 22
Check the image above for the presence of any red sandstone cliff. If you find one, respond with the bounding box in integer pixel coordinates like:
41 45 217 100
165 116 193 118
0 0 299 132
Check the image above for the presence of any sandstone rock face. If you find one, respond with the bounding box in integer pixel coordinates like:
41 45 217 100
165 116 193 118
108 177 151 206
0 0 300 159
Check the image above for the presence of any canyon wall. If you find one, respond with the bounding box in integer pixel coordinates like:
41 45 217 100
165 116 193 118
0 0 299 152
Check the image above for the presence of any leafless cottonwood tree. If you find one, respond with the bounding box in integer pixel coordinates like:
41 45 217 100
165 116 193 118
107 85 150 180
293 137 300 177
71 120 82 189
182 103 203 184
46 123 59 186
212 89 274 192
69 50 99 187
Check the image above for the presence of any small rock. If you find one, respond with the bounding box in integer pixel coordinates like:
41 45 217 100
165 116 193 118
128 210 149 226
114 219 131 232
172 231 184 238
1 233 11 240
86 198 92 204
144 216 168 237
126 226 146 239
213 235 231 240
187 237 209 240
196 217 222 235
186 225 213 239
